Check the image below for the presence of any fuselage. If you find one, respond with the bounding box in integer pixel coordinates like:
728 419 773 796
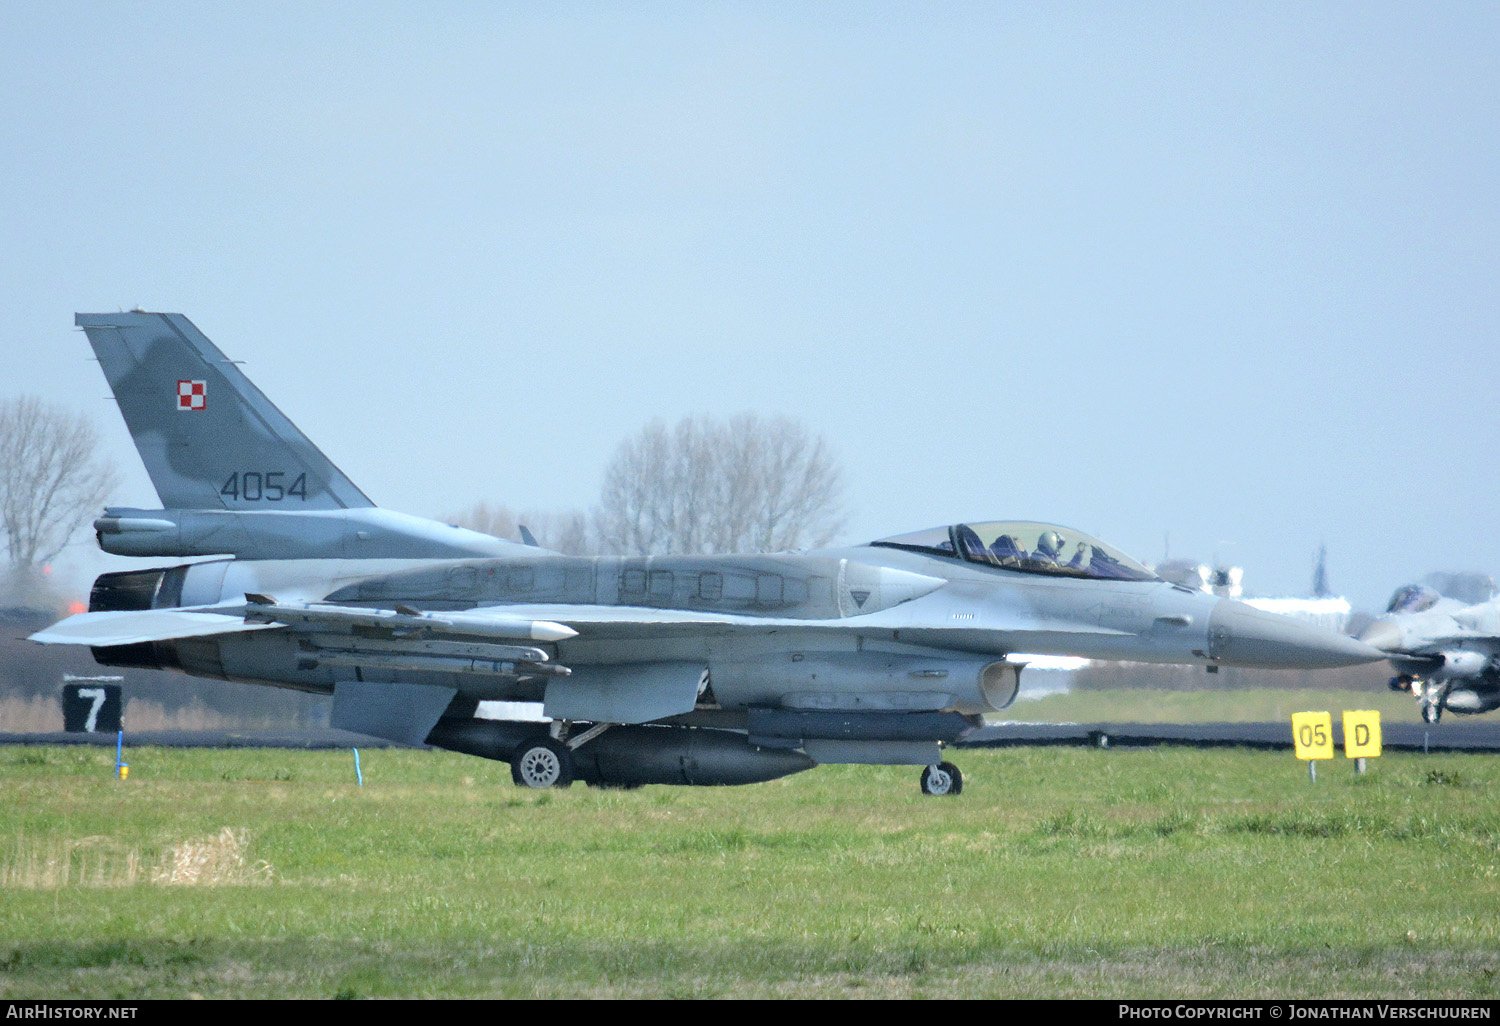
91 539 1377 718
54 310 1389 789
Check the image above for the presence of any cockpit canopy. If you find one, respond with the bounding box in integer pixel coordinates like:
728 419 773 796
1386 584 1441 614
871 521 1158 582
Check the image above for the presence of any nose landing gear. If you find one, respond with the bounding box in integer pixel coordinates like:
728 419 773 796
1418 680 1447 724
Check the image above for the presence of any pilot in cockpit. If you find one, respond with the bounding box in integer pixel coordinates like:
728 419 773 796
871 523 1157 583
1033 530 1064 566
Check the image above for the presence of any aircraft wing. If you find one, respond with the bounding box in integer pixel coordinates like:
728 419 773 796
25 601 758 649
28 600 580 649
30 598 1118 650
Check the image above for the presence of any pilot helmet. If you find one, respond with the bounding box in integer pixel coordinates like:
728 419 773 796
1036 530 1063 559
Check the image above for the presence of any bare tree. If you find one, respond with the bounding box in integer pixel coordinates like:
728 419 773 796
448 500 520 542
0 396 119 572
445 500 595 555
596 413 845 556
530 510 593 556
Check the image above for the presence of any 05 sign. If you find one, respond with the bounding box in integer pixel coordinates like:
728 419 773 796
1291 711 1333 760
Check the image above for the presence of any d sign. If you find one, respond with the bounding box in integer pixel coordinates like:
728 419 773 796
1343 710 1382 759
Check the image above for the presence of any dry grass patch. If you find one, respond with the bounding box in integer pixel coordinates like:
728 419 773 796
153 827 273 886
0 834 145 888
2 827 273 889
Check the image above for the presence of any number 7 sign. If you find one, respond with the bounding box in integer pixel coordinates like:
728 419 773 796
62 682 122 733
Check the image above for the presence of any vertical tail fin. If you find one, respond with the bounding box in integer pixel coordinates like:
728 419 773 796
76 312 373 511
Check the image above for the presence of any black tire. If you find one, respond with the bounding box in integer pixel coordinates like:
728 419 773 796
1422 702 1442 725
510 738 574 789
920 761 963 796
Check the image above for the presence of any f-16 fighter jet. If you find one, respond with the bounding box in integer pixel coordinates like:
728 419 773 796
32 313 1384 794
1360 584 1500 723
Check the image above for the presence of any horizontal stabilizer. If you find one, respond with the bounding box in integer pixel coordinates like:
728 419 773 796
28 608 282 647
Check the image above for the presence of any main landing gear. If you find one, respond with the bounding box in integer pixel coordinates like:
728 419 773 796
510 737 574 789
511 721 617 789
920 761 963 796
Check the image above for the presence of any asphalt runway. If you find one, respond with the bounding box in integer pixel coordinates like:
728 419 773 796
962 719 1500 752
2 720 1498 753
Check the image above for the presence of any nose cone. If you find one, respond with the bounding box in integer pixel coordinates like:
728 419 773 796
1356 618 1404 652
1208 599 1386 669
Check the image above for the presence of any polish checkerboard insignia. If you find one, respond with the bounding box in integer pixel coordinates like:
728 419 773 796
176 379 206 411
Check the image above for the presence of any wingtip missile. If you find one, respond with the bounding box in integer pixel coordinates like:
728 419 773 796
241 599 578 643
526 619 579 642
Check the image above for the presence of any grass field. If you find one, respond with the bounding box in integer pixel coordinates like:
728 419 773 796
1 743 1497 998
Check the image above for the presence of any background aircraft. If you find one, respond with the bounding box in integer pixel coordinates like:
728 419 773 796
1361 584 1500 723
32 313 1384 793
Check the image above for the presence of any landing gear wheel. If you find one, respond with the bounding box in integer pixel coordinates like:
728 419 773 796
511 738 574 789
920 761 963 796
1422 702 1442 725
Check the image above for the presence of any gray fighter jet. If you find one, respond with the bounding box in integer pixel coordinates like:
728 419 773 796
1360 585 1500 723
31 312 1384 794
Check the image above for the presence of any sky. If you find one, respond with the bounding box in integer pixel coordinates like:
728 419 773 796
2 2 1498 613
